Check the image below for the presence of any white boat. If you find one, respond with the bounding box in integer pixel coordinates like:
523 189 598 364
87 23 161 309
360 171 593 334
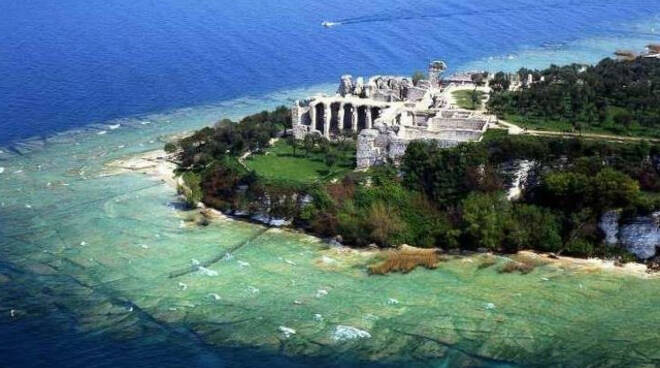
321 21 338 28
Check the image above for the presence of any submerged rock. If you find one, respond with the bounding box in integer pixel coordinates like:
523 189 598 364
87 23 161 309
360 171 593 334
278 326 296 338
332 325 371 341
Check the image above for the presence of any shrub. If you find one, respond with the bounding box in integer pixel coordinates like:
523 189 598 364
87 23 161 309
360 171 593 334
164 142 177 153
366 202 406 246
180 172 203 208
563 238 594 257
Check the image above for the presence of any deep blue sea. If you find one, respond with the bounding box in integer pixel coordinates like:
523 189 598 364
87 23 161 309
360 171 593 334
1 0 659 145
0 1 659 367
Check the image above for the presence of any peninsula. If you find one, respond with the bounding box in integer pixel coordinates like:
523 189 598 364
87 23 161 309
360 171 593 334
167 54 660 271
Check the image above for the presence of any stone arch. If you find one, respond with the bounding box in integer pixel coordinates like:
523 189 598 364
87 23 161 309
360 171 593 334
315 103 325 133
330 102 341 134
302 111 312 125
357 106 368 131
371 107 381 121
343 104 354 131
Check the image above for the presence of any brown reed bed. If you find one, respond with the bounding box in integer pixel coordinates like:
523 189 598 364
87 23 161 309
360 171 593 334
498 261 535 274
477 255 498 270
498 253 549 274
368 246 445 275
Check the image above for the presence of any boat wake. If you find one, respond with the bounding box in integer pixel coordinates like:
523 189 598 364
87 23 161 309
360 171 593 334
324 0 606 27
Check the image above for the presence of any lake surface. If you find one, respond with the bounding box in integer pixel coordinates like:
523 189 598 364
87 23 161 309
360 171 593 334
1 0 660 145
0 1 659 367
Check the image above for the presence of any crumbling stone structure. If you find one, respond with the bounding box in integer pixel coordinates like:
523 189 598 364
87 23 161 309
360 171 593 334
356 110 490 169
291 60 492 169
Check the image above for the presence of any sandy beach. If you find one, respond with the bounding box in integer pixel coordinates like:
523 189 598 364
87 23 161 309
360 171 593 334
103 149 180 188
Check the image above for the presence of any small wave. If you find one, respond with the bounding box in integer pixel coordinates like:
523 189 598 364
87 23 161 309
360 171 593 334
198 266 218 277
238 260 250 268
0 167 4 174
97 130 107 135
108 124 121 130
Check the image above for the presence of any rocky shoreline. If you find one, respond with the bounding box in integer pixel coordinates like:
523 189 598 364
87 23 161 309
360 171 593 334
104 149 659 278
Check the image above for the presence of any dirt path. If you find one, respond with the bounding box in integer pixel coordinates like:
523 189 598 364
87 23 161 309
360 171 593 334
496 119 660 143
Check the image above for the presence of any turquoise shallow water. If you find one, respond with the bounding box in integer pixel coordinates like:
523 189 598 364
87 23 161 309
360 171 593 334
2 5 660 366
0 67 659 367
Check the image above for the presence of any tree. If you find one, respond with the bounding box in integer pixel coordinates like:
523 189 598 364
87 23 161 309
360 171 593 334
402 141 487 205
505 205 562 253
591 168 639 211
366 202 405 246
287 135 299 157
489 71 511 93
613 110 633 128
461 193 511 250
471 73 485 86
412 71 425 85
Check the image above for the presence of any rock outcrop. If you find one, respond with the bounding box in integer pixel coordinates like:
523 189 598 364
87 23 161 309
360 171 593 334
599 210 660 260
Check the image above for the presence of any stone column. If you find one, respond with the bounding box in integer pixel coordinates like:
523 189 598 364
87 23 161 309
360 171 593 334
366 107 372 129
337 103 345 131
323 104 331 138
351 107 358 132
309 103 317 132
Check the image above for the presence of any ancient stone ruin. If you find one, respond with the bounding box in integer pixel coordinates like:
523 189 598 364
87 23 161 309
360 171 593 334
291 61 492 169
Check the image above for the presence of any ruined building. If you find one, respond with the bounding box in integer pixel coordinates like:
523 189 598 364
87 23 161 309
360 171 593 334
291 61 491 169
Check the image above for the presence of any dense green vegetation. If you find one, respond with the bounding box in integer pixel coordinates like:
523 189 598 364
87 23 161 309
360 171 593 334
488 57 660 137
170 105 659 260
174 106 290 171
398 136 658 257
452 89 486 110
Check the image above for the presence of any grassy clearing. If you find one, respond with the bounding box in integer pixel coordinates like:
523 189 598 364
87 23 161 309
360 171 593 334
368 246 445 275
452 89 487 110
481 128 509 142
503 113 575 132
503 109 660 138
245 140 355 184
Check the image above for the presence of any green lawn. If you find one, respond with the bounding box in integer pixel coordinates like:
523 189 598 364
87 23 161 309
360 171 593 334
452 89 487 110
245 140 355 184
504 113 574 132
503 109 660 138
